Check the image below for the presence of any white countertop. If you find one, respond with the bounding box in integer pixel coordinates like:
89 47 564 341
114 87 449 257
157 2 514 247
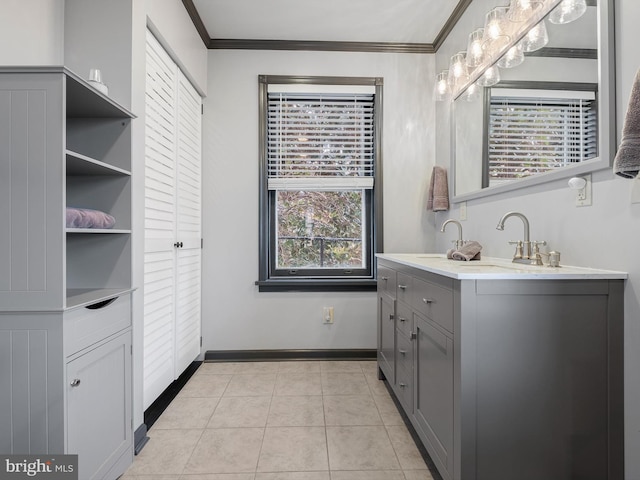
377 254 628 280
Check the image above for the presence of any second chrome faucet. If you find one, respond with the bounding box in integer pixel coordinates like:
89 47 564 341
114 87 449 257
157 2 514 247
496 211 546 265
441 219 465 250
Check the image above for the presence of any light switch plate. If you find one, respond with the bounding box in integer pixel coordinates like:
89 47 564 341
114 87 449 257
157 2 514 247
631 176 640 204
459 201 468 220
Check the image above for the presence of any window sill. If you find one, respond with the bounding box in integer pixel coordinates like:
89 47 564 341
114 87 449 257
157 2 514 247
255 278 377 293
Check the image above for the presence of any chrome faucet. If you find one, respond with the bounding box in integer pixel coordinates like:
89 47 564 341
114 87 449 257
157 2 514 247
496 211 545 265
441 219 465 250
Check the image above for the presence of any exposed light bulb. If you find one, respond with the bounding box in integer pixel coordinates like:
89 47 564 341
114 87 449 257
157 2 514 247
434 70 450 102
448 52 469 87
466 28 485 67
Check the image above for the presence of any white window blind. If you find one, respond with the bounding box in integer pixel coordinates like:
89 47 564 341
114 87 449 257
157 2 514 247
267 92 375 190
488 90 597 183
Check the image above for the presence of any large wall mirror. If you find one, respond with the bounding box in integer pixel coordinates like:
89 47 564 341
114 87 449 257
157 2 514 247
451 0 615 200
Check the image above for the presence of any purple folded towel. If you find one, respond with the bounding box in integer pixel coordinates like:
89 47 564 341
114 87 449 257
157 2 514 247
447 240 482 261
66 207 116 229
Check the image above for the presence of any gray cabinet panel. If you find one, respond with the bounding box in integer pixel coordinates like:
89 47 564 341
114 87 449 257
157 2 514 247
67 331 132 480
414 314 454 477
378 291 395 383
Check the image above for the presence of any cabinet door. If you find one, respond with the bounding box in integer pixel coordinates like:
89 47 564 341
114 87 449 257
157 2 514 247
377 291 395 383
414 314 453 477
67 331 132 480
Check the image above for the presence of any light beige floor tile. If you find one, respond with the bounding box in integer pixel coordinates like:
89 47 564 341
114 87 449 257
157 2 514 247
267 396 325 427
326 426 401 471
255 473 329 480
373 394 405 426
180 474 256 480
274 373 322 396
183 428 264 474
320 373 370 396
124 429 203 475
197 363 244 375
276 361 322 373
319 361 363 373
207 396 271 428
386 426 428 470
257 427 328 472
358 361 379 375
402 470 435 480
364 372 390 396
235 362 280 374
323 395 382 426
153 397 220 429
224 374 276 396
179 374 232 398
330 472 405 480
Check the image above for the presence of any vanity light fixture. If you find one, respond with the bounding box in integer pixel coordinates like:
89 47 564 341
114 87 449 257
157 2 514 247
466 28 486 67
483 6 512 54
520 20 549 52
507 0 544 21
476 65 501 87
497 43 525 68
448 52 470 87
463 83 482 102
548 0 587 24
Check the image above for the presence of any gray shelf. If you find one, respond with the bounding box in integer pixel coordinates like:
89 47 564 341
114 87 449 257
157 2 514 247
66 287 135 310
66 150 131 176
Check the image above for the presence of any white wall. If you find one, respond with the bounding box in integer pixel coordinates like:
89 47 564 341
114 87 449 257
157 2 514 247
0 0 64 65
201 49 436 351
436 0 640 477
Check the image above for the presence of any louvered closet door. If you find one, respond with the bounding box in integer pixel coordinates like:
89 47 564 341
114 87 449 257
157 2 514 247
143 30 202 409
174 70 202 377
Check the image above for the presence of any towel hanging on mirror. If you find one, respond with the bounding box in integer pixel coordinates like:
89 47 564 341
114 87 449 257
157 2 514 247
614 68 640 179
427 166 450 211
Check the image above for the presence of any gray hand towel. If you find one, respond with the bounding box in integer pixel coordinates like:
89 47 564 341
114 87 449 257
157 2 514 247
614 69 640 179
447 240 482 261
427 166 450 211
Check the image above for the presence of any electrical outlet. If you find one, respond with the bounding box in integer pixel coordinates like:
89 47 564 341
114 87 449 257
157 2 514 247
575 174 592 207
323 306 334 324
459 201 468 221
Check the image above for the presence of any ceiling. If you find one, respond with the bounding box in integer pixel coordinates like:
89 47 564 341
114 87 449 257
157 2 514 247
186 0 472 52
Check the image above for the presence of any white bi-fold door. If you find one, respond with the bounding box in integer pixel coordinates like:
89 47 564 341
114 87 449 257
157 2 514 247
143 29 202 409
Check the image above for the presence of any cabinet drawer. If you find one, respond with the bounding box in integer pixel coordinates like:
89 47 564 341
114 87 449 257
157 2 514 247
396 301 413 336
396 328 413 374
64 294 131 355
378 265 397 297
413 277 454 333
395 361 413 412
396 273 412 305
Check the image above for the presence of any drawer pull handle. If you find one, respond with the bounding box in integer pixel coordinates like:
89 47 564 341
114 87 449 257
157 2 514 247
70 379 81 387
422 298 434 304
85 297 117 310
399 349 407 355
399 317 406 323
389 314 395 321
398 284 407 290
381 276 388 281
399 382 407 388
410 332 417 340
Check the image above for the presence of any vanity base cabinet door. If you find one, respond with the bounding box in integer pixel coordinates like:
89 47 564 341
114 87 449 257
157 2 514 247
66 331 132 480
377 291 395 383
413 314 454 479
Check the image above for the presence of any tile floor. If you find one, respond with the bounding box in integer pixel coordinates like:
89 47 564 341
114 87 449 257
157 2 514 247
122 360 435 480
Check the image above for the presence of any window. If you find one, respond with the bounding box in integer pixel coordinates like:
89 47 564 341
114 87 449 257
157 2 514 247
258 76 383 292
484 84 597 187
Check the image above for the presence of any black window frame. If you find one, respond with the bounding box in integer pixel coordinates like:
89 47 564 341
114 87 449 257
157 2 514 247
257 75 384 292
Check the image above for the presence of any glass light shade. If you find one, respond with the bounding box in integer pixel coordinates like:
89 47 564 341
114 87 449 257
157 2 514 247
548 0 587 24
520 20 549 52
507 0 544 21
463 83 482 102
448 52 469 86
497 43 525 68
434 70 450 101
466 28 485 67
476 65 501 87
483 7 511 53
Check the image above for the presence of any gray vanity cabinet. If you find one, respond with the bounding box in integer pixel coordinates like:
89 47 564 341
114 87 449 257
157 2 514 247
377 291 396 383
0 67 134 480
376 257 624 480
